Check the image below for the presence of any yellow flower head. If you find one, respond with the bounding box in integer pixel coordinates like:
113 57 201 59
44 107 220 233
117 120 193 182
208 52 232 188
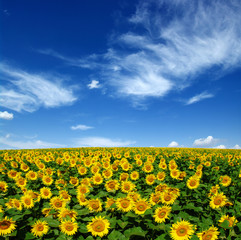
21 194 34 209
116 197 134 212
0 181 8 193
197 225 219 240
134 199 150 215
170 220 195 240
60 220 78 236
40 187 52 199
87 216 110 238
105 179 120 192
154 205 171 223
186 176 200 190
50 196 66 210
219 175 232 187
87 199 102 212
219 215 238 228
209 193 227 209
0 217 16 236
31 220 49 237
121 181 135 193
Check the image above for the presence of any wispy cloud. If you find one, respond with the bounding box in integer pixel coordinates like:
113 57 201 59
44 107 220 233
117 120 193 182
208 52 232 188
0 134 64 149
0 63 77 112
214 145 226 149
71 124 94 131
233 144 241 149
36 1 241 104
185 92 214 105
0 111 13 120
87 80 101 89
193 136 219 148
74 136 135 147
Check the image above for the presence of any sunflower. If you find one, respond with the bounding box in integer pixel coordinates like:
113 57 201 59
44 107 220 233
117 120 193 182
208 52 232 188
0 216 16 236
128 192 141 202
219 175 231 187
77 184 90 195
78 166 87 175
102 169 113 179
60 220 78 236
31 220 49 237
59 190 71 202
134 199 150 215
219 215 238 228
186 176 200 190
116 197 134 212
87 199 102 212
130 171 139 180
209 193 227 209
77 194 88 206
21 194 34 209
105 179 120 192
7 170 18 179
197 226 219 240
161 192 177 205
149 192 161 206
87 216 110 238
155 183 168 193
40 187 52 199
92 173 103 185
121 181 135 193
170 169 180 179
50 196 66 210
146 174 156 185
42 175 53 186
55 179 67 190
12 199 22 211
170 220 195 240
20 163 29 172
58 208 77 221
142 163 153 173
15 177 27 189
0 181 8 193
154 205 171 223
69 177 79 186
156 171 166 181
105 198 116 211
26 170 38 180
119 172 129 181
208 185 220 197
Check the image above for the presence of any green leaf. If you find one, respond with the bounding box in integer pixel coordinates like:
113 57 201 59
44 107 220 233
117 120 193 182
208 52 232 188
125 211 137 218
155 234 167 240
85 236 95 240
109 217 117 228
69 189 77 195
124 227 147 238
108 230 127 240
237 222 241 231
79 223 88 233
221 220 231 229
117 219 129 229
45 218 60 227
12 214 23 221
25 232 36 240
56 233 67 240
76 208 90 216
190 236 199 240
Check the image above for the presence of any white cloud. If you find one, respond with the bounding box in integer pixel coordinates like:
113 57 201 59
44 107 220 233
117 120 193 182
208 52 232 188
214 145 226 149
193 136 218 147
71 124 93 131
233 144 241 149
74 137 135 147
87 80 101 89
168 141 179 147
186 92 214 105
0 63 77 112
0 135 64 149
0 111 13 120
36 1 241 103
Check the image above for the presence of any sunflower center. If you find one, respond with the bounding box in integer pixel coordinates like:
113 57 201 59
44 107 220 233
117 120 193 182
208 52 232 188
203 233 212 240
66 223 74 231
158 211 166 218
55 201 62 208
44 191 49 196
190 180 196 186
214 198 222 205
137 204 145 211
164 195 171 201
37 225 44 231
25 199 31 205
0 220 11 230
121 201 129 208
92 221 105 232
177 227 187 236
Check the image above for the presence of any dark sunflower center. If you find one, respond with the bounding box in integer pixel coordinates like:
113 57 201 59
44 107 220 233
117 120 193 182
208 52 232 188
0 220 11 230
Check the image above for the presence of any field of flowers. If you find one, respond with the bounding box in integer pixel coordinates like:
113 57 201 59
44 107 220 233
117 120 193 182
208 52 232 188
0 147 241 240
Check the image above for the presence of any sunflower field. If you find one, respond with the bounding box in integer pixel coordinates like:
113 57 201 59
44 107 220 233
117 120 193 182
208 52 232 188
0 147 241 240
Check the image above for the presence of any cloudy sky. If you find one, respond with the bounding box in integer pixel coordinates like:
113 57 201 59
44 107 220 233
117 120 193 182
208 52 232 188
0 0 241 149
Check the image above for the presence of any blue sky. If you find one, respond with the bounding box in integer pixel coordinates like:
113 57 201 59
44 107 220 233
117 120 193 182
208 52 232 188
0 0 241 149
